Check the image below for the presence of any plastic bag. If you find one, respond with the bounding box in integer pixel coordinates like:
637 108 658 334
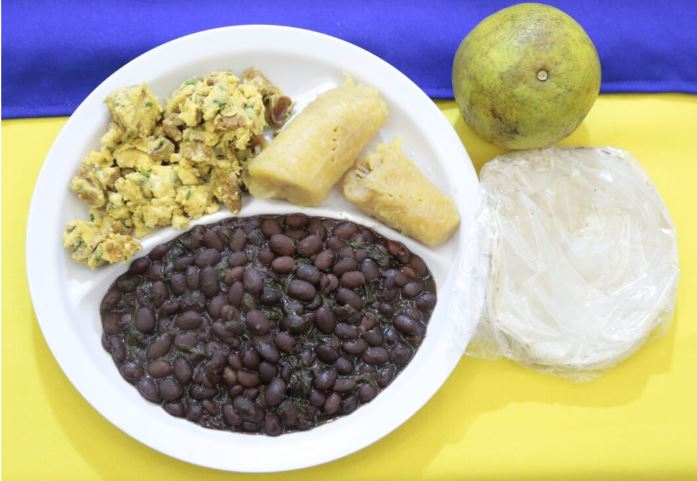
465 147 679 381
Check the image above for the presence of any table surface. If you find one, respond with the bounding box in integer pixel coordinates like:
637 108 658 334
3 96 697 481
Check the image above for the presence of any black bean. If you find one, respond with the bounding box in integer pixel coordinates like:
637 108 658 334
207 295 225 319
278 400 298 426
402 281 424 299
323 392 341 414
264 412 283 436
173 357 193 383
233 396 256 419
269 234 295 256
314 249 335 271
159 378 184 401
271 256 295 274
288 279 316 301
416 292 437 312
227 228 246 252
119 361 143 383
313 368 337 391
151 281 168 307
307 219 327 239
316 344 340 364
195 248 220 267
394 314 420 336
363 346 389 364
378 365 396 387
258 362 278 384
148 333 173 359
294 265 319 285
185 265 200 290
202 399 220 416
285 213 308 227
174 331 198 351
150 243 170 260
386 239 410 263
169 273 187 295
164 402 186 417
335 323 358 340
257 249 275 267
360 312 377 331
285 228 306 240
241 345 261 369
341 393 359 414
242 268 263 294
383 326 401 344
341 271 366 288
333 377 356 392
227 251 248 267
314 306 336 334
199 265 219 297
265 378 287 407
261 218 283 237
174 255 194 271
334 222 358 240
338 246 354 259
228 353 242 370
327 236 346 251
222 403 241 426
177 310 203 330
334 357 353 375
129 257 151 275
203 230 224 250
229 385 245 398
256 341 280 363
148 360 172 378
342 338 368 355
308 389 325 407
102 312 121 334
358 384 377 403
360 259 379 282
284 313 308 334
319 273 339 293
297 235 322 257
363 327 384 347
117 276 138 293
390 343 413 364
227 281 244 307
260 286 282 305
146 262 165 281
274 332 296 353
137 377 160 402
333 258 358 277
378 302 395 317
100 288 121 312
336 288 363 310
190 384 218 399
245 310 271 336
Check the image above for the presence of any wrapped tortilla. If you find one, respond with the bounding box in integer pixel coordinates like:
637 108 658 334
342 140 460 245
245 78 388 206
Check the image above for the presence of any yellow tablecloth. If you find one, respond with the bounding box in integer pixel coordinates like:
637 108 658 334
3 96 697 480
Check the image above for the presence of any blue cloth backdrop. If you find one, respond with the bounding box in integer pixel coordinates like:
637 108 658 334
3 0 697 118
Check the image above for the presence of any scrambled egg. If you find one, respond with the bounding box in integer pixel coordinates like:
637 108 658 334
64 70 291 268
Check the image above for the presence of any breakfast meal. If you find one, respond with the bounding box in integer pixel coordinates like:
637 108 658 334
342 140 460 246
64 69 292 267
100 215 437 435
245 78 388 206
59 62 462 436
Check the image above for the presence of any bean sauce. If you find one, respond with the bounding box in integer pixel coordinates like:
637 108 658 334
100 215 436 436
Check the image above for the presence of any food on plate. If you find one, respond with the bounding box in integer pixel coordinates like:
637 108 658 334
245 78 388 206
100 214 437 435
65 69 292 268
468 147 678 379
342 140 460 245
452 3 601 149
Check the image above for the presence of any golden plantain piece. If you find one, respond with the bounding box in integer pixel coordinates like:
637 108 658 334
342 140 460 246
245 78 388 206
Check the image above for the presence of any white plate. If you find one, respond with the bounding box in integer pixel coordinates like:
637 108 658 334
26 25 479 472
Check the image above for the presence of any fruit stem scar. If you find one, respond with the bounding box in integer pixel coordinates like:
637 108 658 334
537 69 549 82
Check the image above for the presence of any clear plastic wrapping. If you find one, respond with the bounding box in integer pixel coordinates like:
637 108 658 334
465 147 679 381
